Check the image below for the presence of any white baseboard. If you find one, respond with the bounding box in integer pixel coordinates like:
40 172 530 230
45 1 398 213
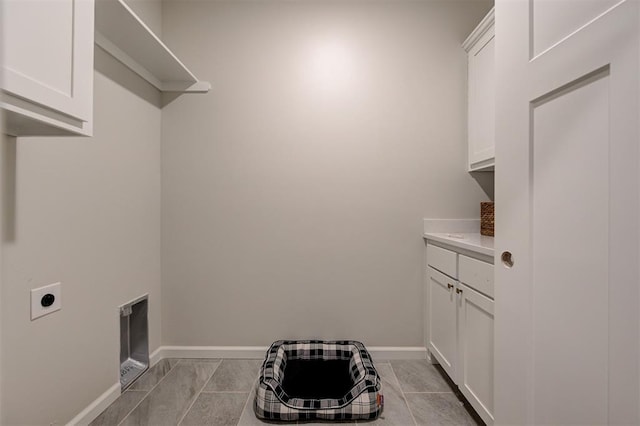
69 344 427 425
155 345 427 361
367 346 428 360
66 382 120 426
69 346 164 426
149 346 164 367
158 345 269 359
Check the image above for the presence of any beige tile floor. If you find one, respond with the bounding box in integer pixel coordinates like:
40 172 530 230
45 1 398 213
90 359 482 426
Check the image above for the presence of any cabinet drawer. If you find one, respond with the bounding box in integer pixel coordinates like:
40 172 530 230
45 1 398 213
427 244 457 278
459 255 494 298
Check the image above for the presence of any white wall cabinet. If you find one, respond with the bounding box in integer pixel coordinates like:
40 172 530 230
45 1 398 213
426 242 494 425
1 0 95 136
463 8 495 172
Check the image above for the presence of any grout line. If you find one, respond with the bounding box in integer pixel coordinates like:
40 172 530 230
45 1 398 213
114 390 150 426
237 377 259 426
403 391 455 394
138 358 180 392
200 390 252 394
388 363 419 426
177 360 222 425
199 358 224 392
117 361 179 426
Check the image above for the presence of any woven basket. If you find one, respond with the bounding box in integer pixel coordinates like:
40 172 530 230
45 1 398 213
481 202 494 237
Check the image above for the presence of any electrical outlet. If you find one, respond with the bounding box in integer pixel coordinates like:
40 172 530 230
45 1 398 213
31 282 61 320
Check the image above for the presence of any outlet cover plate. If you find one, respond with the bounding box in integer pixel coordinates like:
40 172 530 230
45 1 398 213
31 282 61 320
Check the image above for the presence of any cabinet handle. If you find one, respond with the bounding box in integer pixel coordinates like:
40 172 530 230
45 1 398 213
456 288 463 294
447 283 453 289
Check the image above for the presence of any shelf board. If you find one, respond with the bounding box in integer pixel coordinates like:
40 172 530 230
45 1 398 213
95 0 210 93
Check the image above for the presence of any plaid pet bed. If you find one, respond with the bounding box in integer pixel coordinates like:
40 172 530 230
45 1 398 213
254 340 383 421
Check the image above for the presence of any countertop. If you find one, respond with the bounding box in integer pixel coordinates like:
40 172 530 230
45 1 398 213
424 232 495 257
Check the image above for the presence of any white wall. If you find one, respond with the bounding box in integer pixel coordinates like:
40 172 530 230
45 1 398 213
0 48 162 425
161 0 493 347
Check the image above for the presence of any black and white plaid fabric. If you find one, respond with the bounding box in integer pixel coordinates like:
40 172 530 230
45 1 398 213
254 340 383 421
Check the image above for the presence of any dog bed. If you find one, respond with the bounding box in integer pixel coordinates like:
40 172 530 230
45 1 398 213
254 340 383 422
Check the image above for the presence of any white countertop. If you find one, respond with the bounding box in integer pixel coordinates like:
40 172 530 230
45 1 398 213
424 232 495 257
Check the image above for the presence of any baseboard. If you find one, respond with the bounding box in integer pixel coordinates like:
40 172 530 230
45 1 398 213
66 382 120 426
69 347 164 426
367 346 428 360
425 349 436 364
159 345 270 359
149 346 164 367
155 345 427 361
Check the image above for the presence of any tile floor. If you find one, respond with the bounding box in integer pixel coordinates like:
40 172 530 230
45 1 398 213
90 359 482 426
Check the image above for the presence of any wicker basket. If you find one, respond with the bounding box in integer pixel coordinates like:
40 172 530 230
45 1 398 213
481 202 494 237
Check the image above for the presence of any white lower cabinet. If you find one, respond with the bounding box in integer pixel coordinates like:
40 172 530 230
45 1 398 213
458 282 494 425
427 266 458 380
426 242 494 425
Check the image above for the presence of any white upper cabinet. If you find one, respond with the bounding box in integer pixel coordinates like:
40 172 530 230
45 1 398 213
1 0 95 136
463 8 495 172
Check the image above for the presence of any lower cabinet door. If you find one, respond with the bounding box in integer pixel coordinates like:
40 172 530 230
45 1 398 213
427 266 457 380
458 283 494 425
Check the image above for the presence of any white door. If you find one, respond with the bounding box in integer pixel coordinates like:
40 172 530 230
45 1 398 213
495 1 639 425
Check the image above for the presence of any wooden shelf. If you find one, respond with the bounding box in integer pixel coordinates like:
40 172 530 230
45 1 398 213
95 0 210 93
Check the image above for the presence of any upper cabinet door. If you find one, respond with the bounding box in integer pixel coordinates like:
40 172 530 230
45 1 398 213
1 0 94 136
464 9 495 172
495 0 639 425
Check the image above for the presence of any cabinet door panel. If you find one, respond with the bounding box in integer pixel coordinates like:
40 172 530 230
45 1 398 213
5 0 73 94
459 284 494 425
468 30 495 169
2 0 94 122
427 267 457 379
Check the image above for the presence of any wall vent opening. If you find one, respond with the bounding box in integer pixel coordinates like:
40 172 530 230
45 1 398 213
119 294 149 390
